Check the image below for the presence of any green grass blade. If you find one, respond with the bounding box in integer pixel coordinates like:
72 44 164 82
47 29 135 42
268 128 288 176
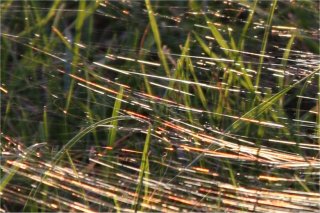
51 26 72 51
206 17 230 56
65 150 89 206
255 0 278 89
229 67 318 132
18 0 61 37
238 0 258 51
65 0 87 112
133 125 151 212
108 86 124 147
145 0 171 77
280 31 296 88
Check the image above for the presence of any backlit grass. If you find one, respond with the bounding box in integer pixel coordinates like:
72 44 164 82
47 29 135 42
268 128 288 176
1 0 319 212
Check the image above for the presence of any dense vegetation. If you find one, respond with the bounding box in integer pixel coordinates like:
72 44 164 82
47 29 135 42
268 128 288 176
1 0 319 212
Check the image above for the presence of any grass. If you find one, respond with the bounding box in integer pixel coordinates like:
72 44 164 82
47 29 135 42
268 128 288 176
133 125 151 212
255 0 278 91
1 0 319 212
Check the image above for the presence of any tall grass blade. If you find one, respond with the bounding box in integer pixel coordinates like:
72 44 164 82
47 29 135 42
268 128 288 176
133 125 151 212
255 0 278 89
145 0 171 77
108 86 124 147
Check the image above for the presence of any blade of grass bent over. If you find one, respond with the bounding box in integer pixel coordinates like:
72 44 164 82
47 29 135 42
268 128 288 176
0 143 47 193
24 116 142 207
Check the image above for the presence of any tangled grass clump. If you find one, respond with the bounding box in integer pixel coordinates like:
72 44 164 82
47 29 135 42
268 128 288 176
1 0 319 212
